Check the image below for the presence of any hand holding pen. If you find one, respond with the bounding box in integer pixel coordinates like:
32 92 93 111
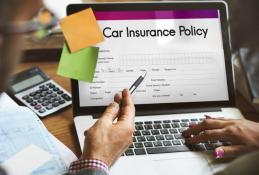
129 71 147 94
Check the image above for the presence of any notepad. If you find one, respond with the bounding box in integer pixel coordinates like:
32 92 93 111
57 43 99 82
0 107 68 175
0 93 78 173
60 8 104 52
1 145 52 175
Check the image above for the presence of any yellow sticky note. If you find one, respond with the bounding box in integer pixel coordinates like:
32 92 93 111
60 8 104 52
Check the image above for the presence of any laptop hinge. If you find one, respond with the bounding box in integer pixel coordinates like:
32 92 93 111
92 107 221 118
135 107 221 116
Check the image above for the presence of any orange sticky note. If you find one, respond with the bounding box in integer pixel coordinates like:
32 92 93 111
60 8 104 52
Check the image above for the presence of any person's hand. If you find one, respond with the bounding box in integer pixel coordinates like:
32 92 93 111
81 89 135 167
182 116 259 158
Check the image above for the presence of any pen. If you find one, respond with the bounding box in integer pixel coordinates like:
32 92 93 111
129 71 147 94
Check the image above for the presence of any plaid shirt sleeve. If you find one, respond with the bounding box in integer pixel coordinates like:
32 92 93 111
68 159 109 174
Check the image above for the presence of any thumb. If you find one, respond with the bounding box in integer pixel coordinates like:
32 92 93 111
214 145 246 159
117 89 135 123
100 102 120 122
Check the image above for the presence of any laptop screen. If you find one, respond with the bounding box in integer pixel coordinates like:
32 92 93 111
78 9 229 107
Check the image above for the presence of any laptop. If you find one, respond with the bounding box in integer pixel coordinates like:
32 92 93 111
70 2 244 175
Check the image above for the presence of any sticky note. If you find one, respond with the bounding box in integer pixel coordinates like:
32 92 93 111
60 8 104 52
1 144 52 175
57 43 99 82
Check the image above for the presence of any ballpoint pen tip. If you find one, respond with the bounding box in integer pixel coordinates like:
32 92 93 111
142 71 147 77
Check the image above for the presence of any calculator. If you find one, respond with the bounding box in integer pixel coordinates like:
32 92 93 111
7 67 72 118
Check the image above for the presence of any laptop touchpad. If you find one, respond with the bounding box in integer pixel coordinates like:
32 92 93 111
111 155 213 175
152 156 213 175
110 157 159 175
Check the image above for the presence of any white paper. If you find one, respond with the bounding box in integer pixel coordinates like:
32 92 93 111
0 93 18 110
0 92 77 167
1 145 52 175
0 93 77 174
51 135 78 167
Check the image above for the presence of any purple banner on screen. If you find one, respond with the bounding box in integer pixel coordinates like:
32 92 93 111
94 10 218 20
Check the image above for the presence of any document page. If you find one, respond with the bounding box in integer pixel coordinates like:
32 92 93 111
0 107 68 175
79 10 229 106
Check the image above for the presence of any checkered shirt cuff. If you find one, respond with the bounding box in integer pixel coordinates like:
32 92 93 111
68 159 109 173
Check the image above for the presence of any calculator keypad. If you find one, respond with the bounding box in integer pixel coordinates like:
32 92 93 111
18 80 72 117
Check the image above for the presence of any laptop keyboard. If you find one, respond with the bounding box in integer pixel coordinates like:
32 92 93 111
123 118 227 156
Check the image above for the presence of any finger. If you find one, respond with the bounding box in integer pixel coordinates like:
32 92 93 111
205 115 213 119
100 102 120 122
84 129 88 136
183 118 230 137
214 145 246 159
204 115 224 120
117 89 135 124
121 89 134 108
185 128 232 144
114 92 122 104
205 115 230 121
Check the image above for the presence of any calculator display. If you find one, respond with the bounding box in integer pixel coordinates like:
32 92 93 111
11 75 45 93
